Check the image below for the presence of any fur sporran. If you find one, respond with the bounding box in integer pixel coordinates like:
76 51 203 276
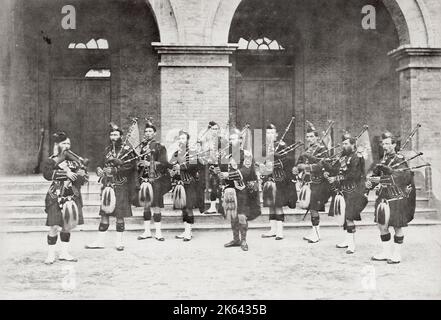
333 193 346 226
62 199 79 232
172 182 187 209
101 186 116 214
376 200 390 226
139 181 154 208
263 180 277 206
298 183 311 209
222 187 237 220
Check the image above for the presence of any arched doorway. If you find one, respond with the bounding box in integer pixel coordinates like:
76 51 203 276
3 0 160 172
229 0 401 159
47 0 160 168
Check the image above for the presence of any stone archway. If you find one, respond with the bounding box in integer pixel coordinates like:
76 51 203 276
211 0 438 48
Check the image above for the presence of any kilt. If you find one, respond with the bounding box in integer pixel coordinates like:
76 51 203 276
45 195 84 227
228 186 262 221
309 180 331 212
328 188 368 221
99 183 133 218
263 179 295 208
374 187 416 227
178 179 205 211
133 175 171 208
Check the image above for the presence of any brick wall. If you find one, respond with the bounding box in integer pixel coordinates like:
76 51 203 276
229 0 400 161
0 0 159 174
157 47 232 150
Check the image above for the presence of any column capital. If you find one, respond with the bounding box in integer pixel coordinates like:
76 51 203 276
152 43 238 67
388 46 441 71
152 43 238 54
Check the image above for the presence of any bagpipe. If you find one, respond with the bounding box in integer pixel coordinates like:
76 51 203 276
169 150 193 210
260 117 302 207
186 124 250 165
295 121 336 210
365 124 429 226
55 149 89 231
321 125 369 225
366 124 429 196
138 144 162 208
261 142 304 207
100 117 139 214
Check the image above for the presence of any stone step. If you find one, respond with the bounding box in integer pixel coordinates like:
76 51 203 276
0 181 102 194
0 175 428 195
1 207 439 228
0 182 431 202
2 218 441 234
0 197 433 215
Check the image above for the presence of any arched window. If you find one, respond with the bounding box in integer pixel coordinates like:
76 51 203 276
85 69 111 78
68 38 109 50
237 37 284 50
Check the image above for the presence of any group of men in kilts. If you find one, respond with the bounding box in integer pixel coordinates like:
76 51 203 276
42 119 417 265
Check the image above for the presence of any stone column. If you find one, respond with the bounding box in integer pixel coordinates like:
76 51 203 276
389 46 441 203
153 43 237 150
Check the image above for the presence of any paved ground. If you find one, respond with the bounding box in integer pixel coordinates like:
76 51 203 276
0 225 440 300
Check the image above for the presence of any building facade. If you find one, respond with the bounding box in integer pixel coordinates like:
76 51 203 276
1 0 441 201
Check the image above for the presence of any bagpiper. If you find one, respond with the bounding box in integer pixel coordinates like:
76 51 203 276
42 131 88 264
85 123 136 251
169 130 202 241
218 128 261 251
199 121 229 214
136 119 171 241
260 123 297 240
324 133 368 254
293 121 330 243
366 131 416 264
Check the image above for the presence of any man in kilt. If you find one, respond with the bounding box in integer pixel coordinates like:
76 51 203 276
136 120 171 241
85 124 136 251
218 128 261 251
42 131 88 264
260 124 297 240
325 133 368 254
199 121 229 214
293 122 330 243
366 131 416 264
169 130 204 241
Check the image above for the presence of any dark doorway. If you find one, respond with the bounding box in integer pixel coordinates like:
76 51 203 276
234 51 295 144
50 78 111 169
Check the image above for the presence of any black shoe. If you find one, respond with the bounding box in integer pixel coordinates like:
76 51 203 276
275 236 284 241
240 241 249 251
261 234 276 238
116 246 124 251
387 259 400 264
155 237 165 242
183 237 192 242
203 210 217 215
224 240 241 248
137 235 152 240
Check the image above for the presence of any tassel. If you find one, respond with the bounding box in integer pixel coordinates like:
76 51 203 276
298 184 311 209
139 181 154 207
62 200 79 232
263 180 277 206
103 188 109 206
173 183 187 209
101 186 116 214
334 193 346 226
376 200 390 226
223 188 237 220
